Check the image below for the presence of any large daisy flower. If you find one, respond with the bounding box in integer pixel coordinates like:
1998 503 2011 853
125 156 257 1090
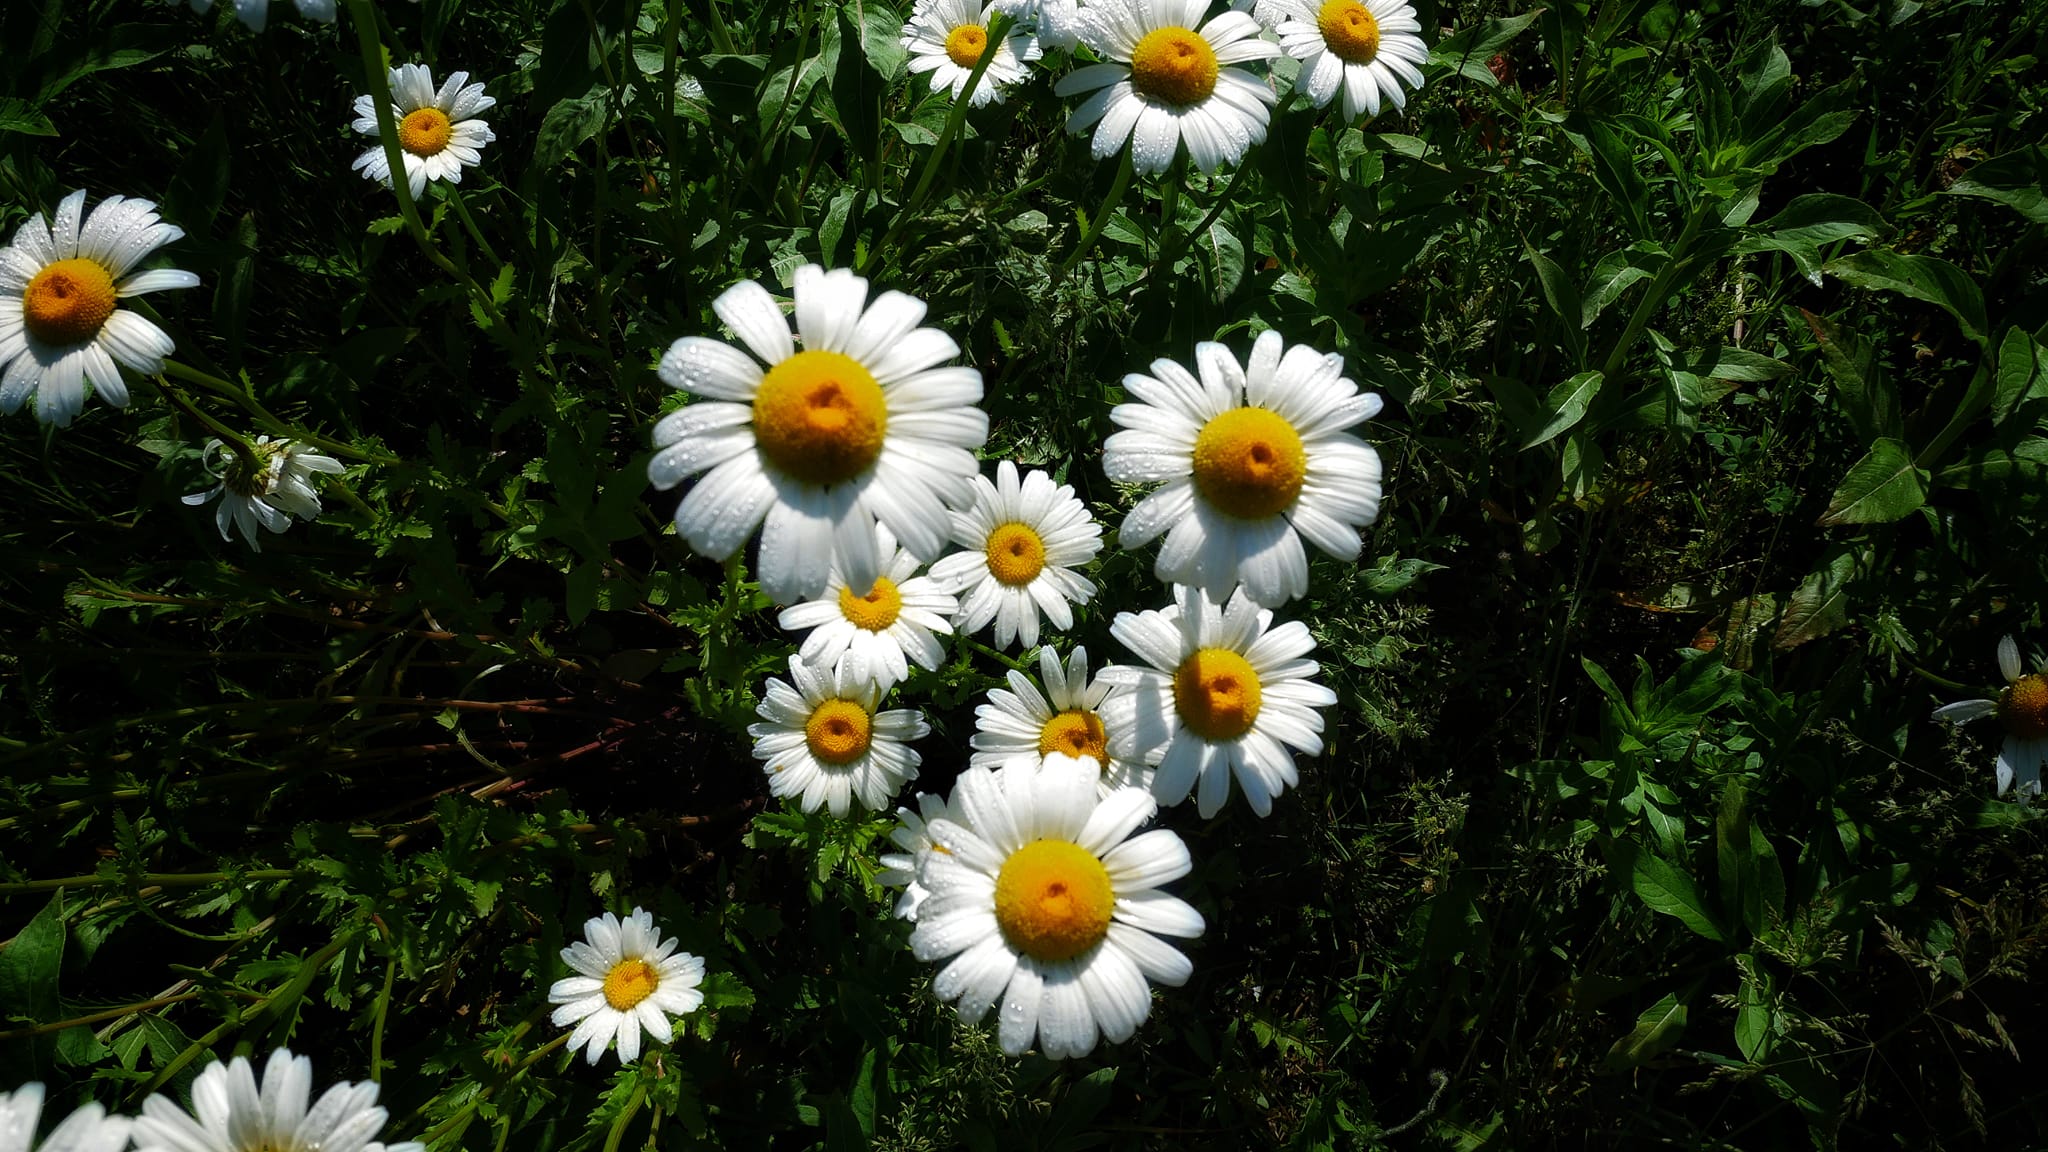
777 523 957 691
548 908 708 1065
1104 586 1336 818
0 189 199 427
0 1085 131 1152
182 436 345 552
751 654 930 816
929 460 1103 650
134 1049 420 1152
1103 331 1384 607
1934 635 2047 799
877 790 968 920
909 754 1204 1060
969 645 1151 796
904 0 1043 107
1265 0 1427 120
1053 0 1280 175
351 65 497 201
650 266 989 604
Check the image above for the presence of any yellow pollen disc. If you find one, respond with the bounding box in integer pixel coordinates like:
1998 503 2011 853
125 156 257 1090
837 575 903 632
806 698 874 765
1129 26 1220 106
398 107 454 156
993 840 1114 962
601 959 657 1011
2004 674 2048 740
752 350 888 486
1037 709 1108 762
22 258 117 346
1191 406 1308 520
945 23 990 67
1316 0 1382 63
1174 647 1263 741
984 522 1047 586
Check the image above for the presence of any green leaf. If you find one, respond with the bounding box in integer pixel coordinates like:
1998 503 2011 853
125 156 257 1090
1800 309 1898 442
1824 250 1987 346
0 96 57 136
532 89 609 171
0 893 65 1024
1522 371 1604 449
1818 437 1926 525
1735 193 1886 283
1994 326 2048 427
1773 546 1856 650
1564 115 1649 239
1631 852 1725 941
1946 146 2048 223
1603 993 1689 1069
1581 245 1662 329
1431 11 1541 85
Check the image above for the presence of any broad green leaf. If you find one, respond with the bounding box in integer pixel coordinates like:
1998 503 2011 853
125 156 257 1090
1431 11 1541 85
1631 852 1726 941
1581 244 1662 328
1800 309 1898 442
0 96 56 136
1522 371 1603 449
0 893 64 1025
1564 114 1649 239
532 89 609 171
1946 146 2048 223
1824 250 1987 345
1603 993 1689 1069
1819 437 1926 525
1773 545 1856 650
1524 240 1586 363
1994 326 2048 426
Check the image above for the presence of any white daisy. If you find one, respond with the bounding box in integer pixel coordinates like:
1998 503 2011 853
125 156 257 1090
909 753 1204 1060
0 189 199 427
351 65 497 201
777 522 957 691
547 908 708 1066
1104 331 1384 607
134 1049 420 1152
929 460 1103 650
1053 0 1281 175
877 789 968 919
991 0 1082 51
969 645 1152 796
0 1085 131 1152
1934 634 2048 799
1228 0 1294 28
1266 0 1428 120
650 265 989 604
751 654 930 816
173 0 380 31
904 0 1043 107
1104 585 1336 818
182 435 345 552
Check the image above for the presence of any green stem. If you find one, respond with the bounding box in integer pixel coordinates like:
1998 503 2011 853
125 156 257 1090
0 869 297 894
446 187 503 268
602 1084 650 1152
157 379 260 473
369 946 398 1082
161 360 400 466
1597 201 1712 386
0 992 204 1040
1056 148 1137 283
1155 145 1259 274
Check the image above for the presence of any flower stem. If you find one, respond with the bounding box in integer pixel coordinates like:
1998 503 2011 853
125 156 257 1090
446 186 503 268
1055 147 1137 284
156 378 260 473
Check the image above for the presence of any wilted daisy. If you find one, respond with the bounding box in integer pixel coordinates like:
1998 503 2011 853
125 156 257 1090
751 654 930 816
651 266 989 604
904 0 1043 107
1054 0 1280 174
1105 586 1336 818
970 645 1151 795
0 189 198 427
777 523 957 691
929 460 1103 650
1266 0 1427 120
877 790 968 919
1104 332 1384 607
992 0 1082 51
134 1049 420 1152
548 908 708 1065
351 65 496 200
910 753 1204 1060
1934 635 2047 799
0 1084 130 1152
182 436 344 552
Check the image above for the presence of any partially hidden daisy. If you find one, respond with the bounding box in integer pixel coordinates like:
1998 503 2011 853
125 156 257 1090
182 436 345 552
1054 0 1280 175
991 0 1082 52
909 753 1204 1060
1266 0 1428 120
1934 635 2048 799
751 654 930 816
134 1049 420 1152
929 460 1103 650
877 789 968 920
351 64 497 200
0 1084 131 1152
174 0 351 31
904 0 1044 107
548 908 708 1065
777 522 957 691
1104 585 1336 818
1104 331 1384 607
0 189 199 427
651 266 989 604
969 645 1152 796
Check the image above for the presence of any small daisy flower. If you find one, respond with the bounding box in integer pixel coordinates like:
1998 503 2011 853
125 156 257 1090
351 65 497 201
970 645 1152 796
548 908 708 1065
651 266 990 605
1104 331 1384 607
0 1084 131 1152
1228 0 1293 28
1266 0 1428 120
182 436 344 552
904 0 1043 107
134 1049 420 1152
992 0 1082 51
751 654 931 816
172 0 412 31
0 189 199 427
909 753 1205 1060
1054 0 1281 175
1104 585 1336 818
877 790 968 920
777 523 957 691
1934 635 2048 799
929 460 1103 650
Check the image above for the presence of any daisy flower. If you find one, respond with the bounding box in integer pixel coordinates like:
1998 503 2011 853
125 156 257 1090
182 436 344 552
969 645 1152 795
1104 585 1336 818
0 1084 131 1152
929 460 1103 650
548 908 708 1065
134 1049 420 1152
909 753 1204 1060
1053 0 1281 175
351 65 497 201
751 654 930 816
1265 0 1428 120
1934 635 2048 799
877 790 968 919
904 0 1043 107
777 522 957 691
650 266 990 605
992 0 1082 51
1104 331 1384 607
0 189 199 427
172 0 366 31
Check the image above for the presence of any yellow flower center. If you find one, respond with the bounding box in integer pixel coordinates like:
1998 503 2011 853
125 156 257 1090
837 575 903 632
1190 406 1308 520
945 23 990 68
2004 674 2048 740
984 522 1047 586
752 350 888 487
1129 26 1219 106
1316 0 1382 63
993 840 1114 962
805 698 874 765
602 958 657 1011
22 258 117 346
398 107 454 157
1173 648 1263 741
1037 709 1108 762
